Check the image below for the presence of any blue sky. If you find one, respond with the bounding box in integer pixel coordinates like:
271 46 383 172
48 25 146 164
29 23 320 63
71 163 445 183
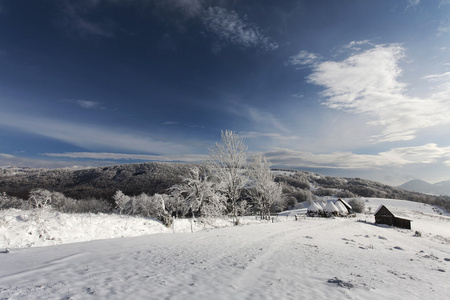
1 0 450 185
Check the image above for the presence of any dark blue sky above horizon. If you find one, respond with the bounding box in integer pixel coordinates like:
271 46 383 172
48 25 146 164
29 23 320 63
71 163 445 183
1 0 450 185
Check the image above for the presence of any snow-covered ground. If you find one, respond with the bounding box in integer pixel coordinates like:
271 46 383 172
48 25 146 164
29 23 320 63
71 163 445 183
0 198 449 299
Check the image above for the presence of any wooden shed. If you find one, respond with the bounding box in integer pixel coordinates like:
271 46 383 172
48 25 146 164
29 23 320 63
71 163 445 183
374 205 411 229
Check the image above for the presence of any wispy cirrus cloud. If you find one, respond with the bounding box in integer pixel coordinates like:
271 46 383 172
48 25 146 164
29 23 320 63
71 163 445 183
62 1 277 51
0 153 15 159
287 50 319 68
63 99 103 109
294 43 450 142
42 152 207 162
228 102 287 132
266 143 450 169
203 7 278 51
438 22 450 35
406 0 420 9
421 71 450 81
62 1 115 37
0 111 194 155
239 131 299 141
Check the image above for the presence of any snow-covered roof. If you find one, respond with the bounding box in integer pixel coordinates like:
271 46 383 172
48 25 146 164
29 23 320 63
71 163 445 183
307 202 322 212
336 198 352 211
334 201 348 214
374 204 412 220
324 201 339 212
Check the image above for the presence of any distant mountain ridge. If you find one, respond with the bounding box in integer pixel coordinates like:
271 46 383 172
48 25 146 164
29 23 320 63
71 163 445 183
399 179 450 196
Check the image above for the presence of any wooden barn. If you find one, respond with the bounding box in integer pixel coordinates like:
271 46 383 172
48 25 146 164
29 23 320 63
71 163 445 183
374 205 411 229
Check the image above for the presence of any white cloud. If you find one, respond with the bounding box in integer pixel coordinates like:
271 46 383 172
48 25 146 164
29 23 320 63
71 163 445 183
422 72 450 81
342 40 372 52
76 100 101 109
287 50 318 67
0 111 194 155
304 43 450 142
239 132 299 140
203 7 278 51
42 152 207 162
0 153 16 159
344 40 371 48
266 143 450 169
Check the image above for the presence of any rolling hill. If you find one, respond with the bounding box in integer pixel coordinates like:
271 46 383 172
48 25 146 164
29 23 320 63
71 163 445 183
399 179 450 196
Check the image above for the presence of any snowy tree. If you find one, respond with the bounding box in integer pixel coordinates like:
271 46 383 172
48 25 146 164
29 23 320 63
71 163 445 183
152 193 173 227
113 190 130 214
174 167 226 218
208 130 249 225
166 188 189 218
248 154 282 220
28 189 52 208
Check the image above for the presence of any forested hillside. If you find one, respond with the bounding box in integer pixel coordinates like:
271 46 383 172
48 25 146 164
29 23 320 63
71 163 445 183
1 163 449 211
0 163 195 200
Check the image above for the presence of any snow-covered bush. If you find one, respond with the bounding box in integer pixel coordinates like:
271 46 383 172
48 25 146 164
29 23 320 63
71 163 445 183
116 192 173 227
0 192 24 209
348 197 365 213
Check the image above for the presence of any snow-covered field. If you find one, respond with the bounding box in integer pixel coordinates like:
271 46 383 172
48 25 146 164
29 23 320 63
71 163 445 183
0 198 449 299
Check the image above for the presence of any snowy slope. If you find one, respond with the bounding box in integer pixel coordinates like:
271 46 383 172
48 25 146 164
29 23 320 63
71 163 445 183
0 198 449 299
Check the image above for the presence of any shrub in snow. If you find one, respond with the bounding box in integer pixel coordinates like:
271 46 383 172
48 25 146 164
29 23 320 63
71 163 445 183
348 197 365 213
0 192 24 210
119 192 173 227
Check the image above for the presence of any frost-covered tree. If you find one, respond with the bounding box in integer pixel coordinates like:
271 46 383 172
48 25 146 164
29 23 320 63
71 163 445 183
208 130 249 225
113 190 130 214
28 188 52 208
174 167 226 218
248 154 282 220
152 193 173 227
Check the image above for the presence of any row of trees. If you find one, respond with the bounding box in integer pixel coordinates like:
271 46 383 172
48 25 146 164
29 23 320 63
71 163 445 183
113 130 283 225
